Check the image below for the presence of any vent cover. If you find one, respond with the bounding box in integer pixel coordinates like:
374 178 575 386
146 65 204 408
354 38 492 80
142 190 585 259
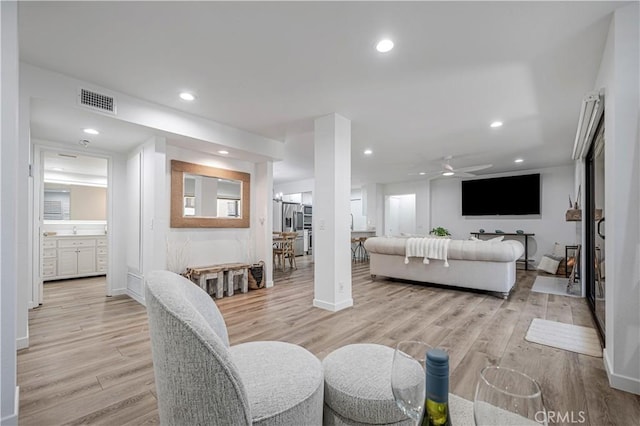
78 88 116 114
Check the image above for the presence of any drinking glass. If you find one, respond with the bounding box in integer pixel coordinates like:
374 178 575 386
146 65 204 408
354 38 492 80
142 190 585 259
391 341 431 425
474 366 547 426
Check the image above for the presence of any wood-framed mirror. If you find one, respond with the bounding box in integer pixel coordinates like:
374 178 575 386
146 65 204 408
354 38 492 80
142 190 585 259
170 160 250 228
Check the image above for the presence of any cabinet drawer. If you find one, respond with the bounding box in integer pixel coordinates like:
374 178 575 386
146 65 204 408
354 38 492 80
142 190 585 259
42 259 56 269
97 246 108 256
42 266 56 277
57 239 96 248
42 239 56 249
96 238 107 247
43 248 57 258
97 255 108 266
97 264 108 273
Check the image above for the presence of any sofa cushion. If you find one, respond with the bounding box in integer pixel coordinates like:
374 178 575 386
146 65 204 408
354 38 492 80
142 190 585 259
364 237 524 262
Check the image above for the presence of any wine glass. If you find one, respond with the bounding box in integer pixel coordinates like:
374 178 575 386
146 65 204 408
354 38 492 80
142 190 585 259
391 341 431 424
474 366 547 426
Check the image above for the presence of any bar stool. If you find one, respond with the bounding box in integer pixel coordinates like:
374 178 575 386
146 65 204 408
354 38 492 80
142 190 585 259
353 237 368 261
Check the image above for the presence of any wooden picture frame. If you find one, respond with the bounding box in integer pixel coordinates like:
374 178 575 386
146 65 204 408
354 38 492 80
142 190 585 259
170 160 250 228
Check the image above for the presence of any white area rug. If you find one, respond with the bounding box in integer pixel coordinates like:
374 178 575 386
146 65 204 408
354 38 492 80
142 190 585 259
531 275 581 298
525 318 602 357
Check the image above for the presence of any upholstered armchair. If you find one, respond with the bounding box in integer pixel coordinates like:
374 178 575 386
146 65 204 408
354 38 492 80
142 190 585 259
145 270 324 425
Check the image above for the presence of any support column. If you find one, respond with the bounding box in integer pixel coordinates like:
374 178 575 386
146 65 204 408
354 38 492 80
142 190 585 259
254 161 274 288
313 114 353 311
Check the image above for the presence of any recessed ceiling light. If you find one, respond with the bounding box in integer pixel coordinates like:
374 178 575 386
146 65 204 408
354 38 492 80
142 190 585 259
52 167 64 171
376 39 394 53
218 150 229 155
419 172 426 176
179 92 196 101
514 158 524 163
490 121 503 128
83 128 99 135
364 149 373 155
442 171 455 176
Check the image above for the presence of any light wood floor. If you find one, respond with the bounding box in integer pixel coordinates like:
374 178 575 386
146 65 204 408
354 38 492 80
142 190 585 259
18 258 640 425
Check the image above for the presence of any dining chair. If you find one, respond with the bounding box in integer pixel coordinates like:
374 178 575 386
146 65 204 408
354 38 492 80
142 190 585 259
281 232 297 269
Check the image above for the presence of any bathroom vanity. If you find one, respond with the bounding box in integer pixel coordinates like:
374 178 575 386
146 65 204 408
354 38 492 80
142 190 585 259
42 234 108 281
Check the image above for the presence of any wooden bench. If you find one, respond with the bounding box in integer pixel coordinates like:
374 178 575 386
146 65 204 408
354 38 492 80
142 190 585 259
185 262 251 298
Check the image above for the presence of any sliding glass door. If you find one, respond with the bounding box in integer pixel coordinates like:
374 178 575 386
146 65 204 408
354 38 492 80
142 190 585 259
585 117 605 340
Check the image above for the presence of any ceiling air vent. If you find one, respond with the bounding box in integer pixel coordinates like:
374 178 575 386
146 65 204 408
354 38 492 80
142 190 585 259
78 88 116 114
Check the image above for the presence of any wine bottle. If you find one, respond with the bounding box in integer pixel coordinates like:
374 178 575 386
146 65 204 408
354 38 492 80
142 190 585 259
422 348 452 426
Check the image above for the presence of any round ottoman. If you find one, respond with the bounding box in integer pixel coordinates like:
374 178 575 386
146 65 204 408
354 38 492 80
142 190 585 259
322 344 414 426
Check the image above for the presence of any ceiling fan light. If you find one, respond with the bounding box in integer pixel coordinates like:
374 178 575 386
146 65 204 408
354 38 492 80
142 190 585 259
442 171 455 176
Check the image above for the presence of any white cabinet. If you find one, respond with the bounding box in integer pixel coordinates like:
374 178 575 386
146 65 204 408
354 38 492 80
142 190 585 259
42 236 106 281
42 239 57 278
96 238 108 273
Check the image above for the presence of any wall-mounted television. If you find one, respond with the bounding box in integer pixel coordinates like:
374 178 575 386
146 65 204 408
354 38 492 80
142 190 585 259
461 173 540 216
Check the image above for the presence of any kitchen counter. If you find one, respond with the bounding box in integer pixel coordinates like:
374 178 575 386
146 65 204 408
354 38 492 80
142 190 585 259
351 230 376 237
44 233 106 237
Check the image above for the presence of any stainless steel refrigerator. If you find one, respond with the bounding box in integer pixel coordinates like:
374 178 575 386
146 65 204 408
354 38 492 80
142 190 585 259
281 202 304 255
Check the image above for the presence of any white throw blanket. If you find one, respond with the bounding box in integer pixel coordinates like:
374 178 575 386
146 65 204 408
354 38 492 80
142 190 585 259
404 237 450 267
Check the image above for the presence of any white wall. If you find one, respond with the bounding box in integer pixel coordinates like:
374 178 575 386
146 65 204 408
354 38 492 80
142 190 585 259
109 152 129 295
350 189 366 231
430 165 576 263
274 178 314 197
164 145 258 269
1 2 19 422
593 3 640 395
382 180 430 236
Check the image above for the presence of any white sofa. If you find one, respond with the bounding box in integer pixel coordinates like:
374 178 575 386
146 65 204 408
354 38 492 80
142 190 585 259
364 237 525 298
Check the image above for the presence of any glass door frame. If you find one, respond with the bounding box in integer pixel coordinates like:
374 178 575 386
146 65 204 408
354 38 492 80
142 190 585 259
585 116 605 342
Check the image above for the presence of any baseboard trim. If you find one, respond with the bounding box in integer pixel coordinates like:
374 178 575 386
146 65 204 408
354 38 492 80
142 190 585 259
313 298 353 312
126 289 146 307
110 288 127 296
266 279 274 288
1 386 19 424
604 348 640 395
16 332 29 350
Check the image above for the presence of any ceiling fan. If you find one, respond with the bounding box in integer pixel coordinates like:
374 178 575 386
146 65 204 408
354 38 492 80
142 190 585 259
414 156 492 178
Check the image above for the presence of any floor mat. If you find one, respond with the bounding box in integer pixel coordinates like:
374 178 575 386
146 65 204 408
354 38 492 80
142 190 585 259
531 275 581 298
525 318 602 357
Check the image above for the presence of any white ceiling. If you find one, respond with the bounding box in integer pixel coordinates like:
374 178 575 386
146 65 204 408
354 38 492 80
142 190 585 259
31 99 157 152
19 1 625 185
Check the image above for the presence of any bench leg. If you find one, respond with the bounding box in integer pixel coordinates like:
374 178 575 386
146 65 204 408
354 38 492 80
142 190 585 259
241 268 248 293
214 272 224 299
226 271 234 297
198 275 207 292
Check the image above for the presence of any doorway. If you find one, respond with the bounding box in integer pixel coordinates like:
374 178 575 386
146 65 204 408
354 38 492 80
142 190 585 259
585 117 605 340
384 194 416 236
34 147 110 305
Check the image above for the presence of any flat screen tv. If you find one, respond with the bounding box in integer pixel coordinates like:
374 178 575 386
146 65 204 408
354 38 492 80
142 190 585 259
461 173 540 216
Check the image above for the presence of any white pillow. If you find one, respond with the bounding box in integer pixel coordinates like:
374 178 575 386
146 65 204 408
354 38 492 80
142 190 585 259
489 236 504 242
538 255 560 274
469 236 480 241
552 243 565 257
